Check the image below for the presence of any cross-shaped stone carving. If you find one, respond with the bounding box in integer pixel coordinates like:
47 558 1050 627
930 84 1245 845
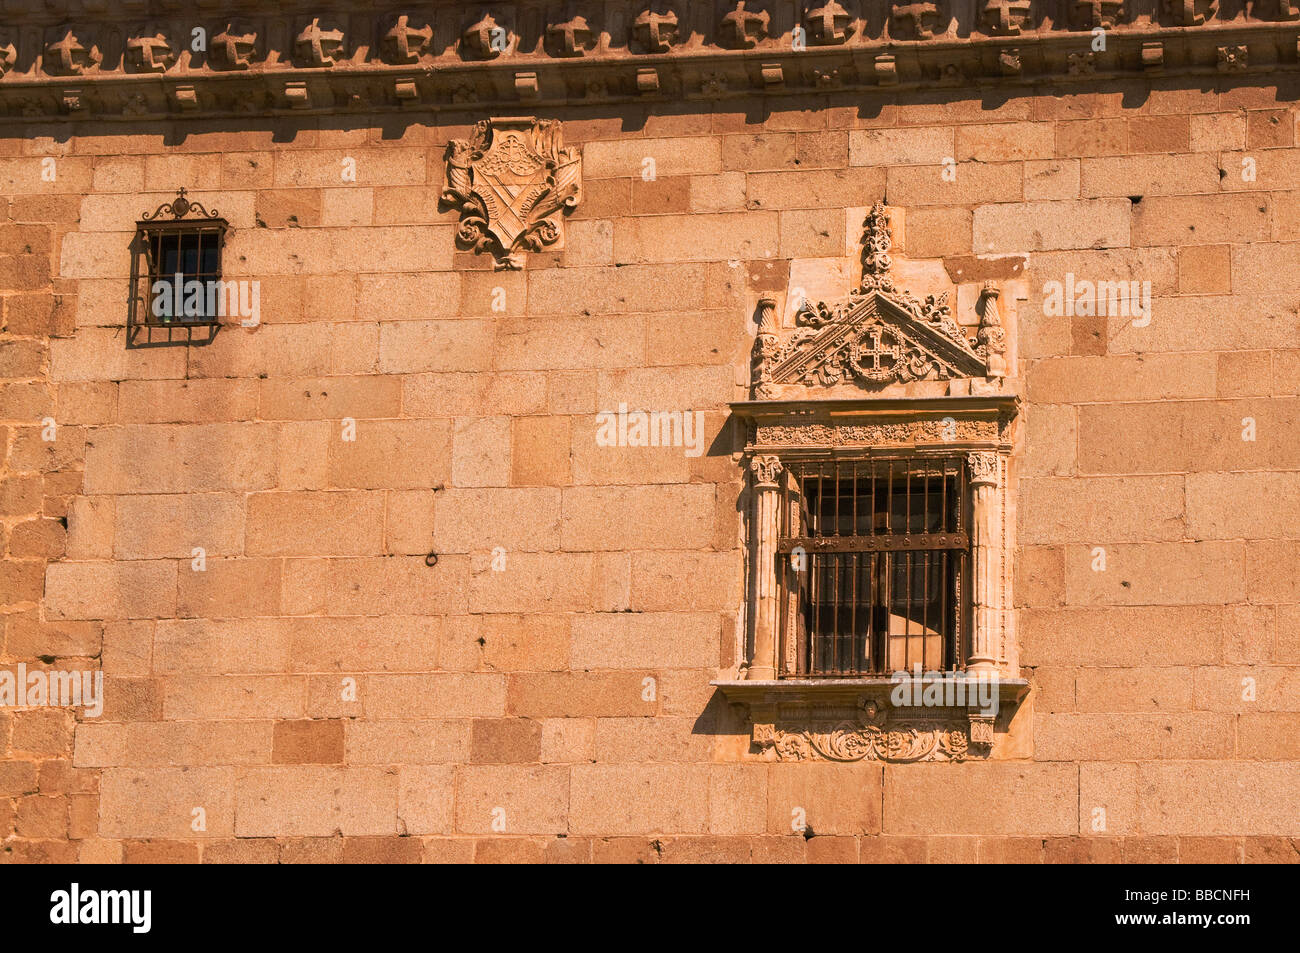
891 1 945 40
463 13 508 59
1275 0 1300 20
1073 0 1124 28
980 0 1033 35
805 1 853 44
1165 0 1217 24
383 15 432 64
296 18 344 68
127 32 173 72
46 29 100 75
850 326 901 381
213 26 256 69
719 1 769 49
633 8 679 52
548 15 592 57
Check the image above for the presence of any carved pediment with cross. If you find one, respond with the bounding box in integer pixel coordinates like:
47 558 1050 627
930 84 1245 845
751 202 1007 400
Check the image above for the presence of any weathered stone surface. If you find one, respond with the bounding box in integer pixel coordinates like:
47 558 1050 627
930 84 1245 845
2 67 1294 865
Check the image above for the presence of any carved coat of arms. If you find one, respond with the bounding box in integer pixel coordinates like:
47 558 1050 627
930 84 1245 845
441 116 582 269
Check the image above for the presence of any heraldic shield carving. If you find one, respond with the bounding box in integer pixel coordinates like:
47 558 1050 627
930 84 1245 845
441 116 582 269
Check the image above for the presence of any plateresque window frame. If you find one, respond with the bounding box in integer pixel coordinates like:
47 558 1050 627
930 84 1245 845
716 202 1026 763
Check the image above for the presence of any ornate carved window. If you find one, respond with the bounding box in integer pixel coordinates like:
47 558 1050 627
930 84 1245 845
717 203 1027 763
128 189 227 347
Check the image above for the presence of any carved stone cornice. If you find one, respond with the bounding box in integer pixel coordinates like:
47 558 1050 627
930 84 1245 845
0 4 1296 121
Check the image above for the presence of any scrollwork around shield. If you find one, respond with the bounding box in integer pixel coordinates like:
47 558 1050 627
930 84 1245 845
441 116 582 270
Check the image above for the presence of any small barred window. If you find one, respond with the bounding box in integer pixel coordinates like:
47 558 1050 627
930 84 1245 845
128 189 227 346
776 457 969 677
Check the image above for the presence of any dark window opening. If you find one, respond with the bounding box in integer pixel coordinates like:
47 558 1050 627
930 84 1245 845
127 191 228 347
775 456 969 677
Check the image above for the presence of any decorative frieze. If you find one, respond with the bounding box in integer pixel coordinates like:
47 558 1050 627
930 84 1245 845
0 4 1294 120
757 719 977 762
753 416 1006 448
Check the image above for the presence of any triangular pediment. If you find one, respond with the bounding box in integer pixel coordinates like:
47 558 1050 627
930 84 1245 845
768 290 988 389
750 202 1007 401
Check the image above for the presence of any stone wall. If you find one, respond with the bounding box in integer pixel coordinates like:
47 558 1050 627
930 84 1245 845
1 81 1298 863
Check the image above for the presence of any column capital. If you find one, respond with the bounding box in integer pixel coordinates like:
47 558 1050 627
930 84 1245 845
750 454 783 488
968 450 1001 487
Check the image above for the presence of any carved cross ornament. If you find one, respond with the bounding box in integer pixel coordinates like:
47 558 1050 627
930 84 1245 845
751 202 1007 400
441 116 582 270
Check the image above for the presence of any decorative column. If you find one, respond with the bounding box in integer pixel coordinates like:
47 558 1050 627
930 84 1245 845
966 451 1002 672
976 281 1008 380
748 454 783 680
751 294 779 400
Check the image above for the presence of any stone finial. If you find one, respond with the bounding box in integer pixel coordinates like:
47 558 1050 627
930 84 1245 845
1166 0 1215 26
127 32 173 73
1073 0 1125 29
976 281 1008 379
752 294 780 399
45 29 101 75
547 15 594 57
463 13 509 59
860 203 893 284
212 25 257 69
891 1 946 40
980 0 1033 35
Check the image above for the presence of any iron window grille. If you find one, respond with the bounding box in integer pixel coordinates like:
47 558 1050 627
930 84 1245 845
774 455 969 677
127 188 227 347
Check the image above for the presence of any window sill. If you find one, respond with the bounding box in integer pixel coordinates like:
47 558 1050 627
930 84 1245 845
712 675 1028 708
712 675 1028 763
